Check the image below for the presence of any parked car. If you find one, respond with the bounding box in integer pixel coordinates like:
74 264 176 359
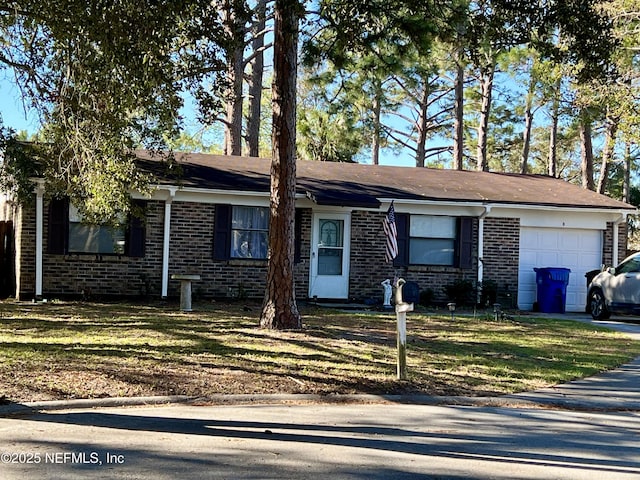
588 252 640 319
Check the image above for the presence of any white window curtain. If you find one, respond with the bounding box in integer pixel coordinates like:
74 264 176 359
231 206 269 259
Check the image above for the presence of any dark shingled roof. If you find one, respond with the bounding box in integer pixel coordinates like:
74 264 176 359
135 151 635 211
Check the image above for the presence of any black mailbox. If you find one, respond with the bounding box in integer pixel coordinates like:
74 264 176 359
401 281 420 304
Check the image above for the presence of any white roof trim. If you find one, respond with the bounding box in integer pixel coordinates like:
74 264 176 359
135 187 636 218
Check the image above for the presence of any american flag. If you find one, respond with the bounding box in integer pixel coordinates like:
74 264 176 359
383 201 398 263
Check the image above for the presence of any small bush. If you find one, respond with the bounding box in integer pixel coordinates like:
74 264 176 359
419 288 436 307
479 279 498 307
444 279 475 306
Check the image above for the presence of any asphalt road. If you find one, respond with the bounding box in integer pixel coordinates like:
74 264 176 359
0 401 639 479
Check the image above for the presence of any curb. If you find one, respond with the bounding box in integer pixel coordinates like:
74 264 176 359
0 395 196 417
2 392 639 417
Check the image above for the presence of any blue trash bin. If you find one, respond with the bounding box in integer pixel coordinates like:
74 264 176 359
534 267 571 313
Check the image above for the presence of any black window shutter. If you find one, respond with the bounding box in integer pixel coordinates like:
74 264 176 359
393 212 409 267
47 198 69 254
457 217 474 270
294 208 302 264
126 200 147 257
213 204 231 260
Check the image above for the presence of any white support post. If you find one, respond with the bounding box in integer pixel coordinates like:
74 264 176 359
161 189 176 298
395 302 413 380
613 221 619 267
477 206 491 304
35 180 44 299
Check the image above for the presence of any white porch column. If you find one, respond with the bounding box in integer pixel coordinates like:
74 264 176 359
477 206 491 300
34 180 45 299
161 188 176 298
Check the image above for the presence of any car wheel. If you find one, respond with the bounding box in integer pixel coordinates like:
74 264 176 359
589 289 610 320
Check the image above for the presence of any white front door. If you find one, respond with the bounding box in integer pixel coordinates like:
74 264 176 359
309 213 351 299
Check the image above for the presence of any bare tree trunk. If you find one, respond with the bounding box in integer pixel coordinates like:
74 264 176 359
548 92 559 177
597 113 618 195
520 74 535 174
623 141 631 203
260 0 302 330
452 51 464 170
415 81 429 168
223 1 245 156
476 65 494 172
371 82 382 165
579 108 595 190
246 0 266 157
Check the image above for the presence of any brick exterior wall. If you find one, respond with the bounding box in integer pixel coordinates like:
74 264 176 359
15 202 35 298
40 200 164 298
603 221 628 266
7 195 630 306
167 202 266 298
482 217 520 307
349 211 479 304
167 203 312 300
294 208 312 299
12 199 314 301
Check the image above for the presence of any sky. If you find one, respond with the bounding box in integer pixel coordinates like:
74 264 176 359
0 76 40 135
0 75 416 167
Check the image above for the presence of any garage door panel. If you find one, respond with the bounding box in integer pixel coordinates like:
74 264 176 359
565 290 580 310
579 233 602 251
561 231 580 248
519 228 602 313
540 234 559 249
535 251 560 266
580 252 601 266
520 251 537 269
560 253 579 265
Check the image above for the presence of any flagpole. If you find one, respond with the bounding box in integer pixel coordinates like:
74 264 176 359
383 201 410 380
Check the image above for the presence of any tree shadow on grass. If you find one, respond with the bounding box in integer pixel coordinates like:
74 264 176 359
1 300 639 401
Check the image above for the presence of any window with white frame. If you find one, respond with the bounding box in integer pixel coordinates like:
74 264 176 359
230 206 269 259
68 204 126 255
408 215 456 266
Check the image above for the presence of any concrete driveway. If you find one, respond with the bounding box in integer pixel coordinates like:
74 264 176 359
506 312 640 409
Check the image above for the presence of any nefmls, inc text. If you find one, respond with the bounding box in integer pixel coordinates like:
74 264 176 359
1 451 125 465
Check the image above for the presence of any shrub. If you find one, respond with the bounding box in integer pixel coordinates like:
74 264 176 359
444 279 475 306
479 279 498 307
419 288 436 307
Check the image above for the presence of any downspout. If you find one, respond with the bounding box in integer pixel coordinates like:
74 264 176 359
477 205 492 303
161 188 177 298
612 212 628 267
34 179 45 300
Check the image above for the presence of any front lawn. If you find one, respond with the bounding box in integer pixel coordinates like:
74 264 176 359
0 300 638 402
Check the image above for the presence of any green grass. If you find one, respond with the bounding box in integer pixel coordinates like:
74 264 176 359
0 300 638 402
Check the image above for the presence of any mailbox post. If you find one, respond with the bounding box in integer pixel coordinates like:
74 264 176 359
394 278 416 380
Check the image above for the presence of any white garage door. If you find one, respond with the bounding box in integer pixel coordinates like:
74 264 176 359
518 228 602 312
